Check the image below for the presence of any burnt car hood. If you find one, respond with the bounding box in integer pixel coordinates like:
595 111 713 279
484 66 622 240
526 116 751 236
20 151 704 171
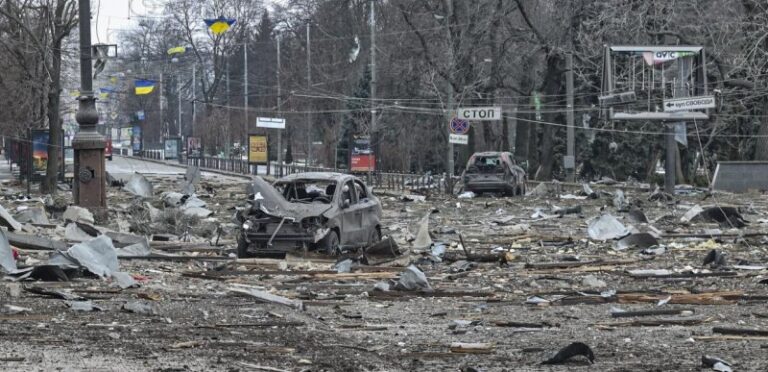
249 176 333 220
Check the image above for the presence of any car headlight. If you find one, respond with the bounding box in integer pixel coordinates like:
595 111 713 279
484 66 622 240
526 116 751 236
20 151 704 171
242 221 252 230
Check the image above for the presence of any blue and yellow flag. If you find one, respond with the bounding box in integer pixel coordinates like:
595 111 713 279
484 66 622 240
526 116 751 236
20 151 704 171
204 16 236 35
167 46 186 55
135 80 156 95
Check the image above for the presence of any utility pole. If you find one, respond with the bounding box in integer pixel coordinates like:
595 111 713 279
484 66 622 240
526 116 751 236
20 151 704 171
276 34 283 176
191 64 196 138
565 53 575 182
72 0 107 218
159 71 164 150
445 0 455 184
666 57 690 194
306 22 312 167
368 0 377 183
226 60 231 159
243 42 249 160
177 74 182 138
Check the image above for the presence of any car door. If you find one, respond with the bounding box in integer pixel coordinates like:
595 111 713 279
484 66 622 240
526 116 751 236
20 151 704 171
353 179 378 242
339 180 363 246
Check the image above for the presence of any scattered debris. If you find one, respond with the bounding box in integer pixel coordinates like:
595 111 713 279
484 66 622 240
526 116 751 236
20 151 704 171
395 265 431 291
541 342 595 365
123 173 154 198
587 214 629 240
66 301 104 312
229 286 304 311
62 206 95 224
0 204 23 231
615 233 659 250
702 355 733 372
121 301 156 316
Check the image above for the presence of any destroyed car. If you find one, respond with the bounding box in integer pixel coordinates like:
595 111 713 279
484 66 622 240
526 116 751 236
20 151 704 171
462 151 526 196
235 172 382 257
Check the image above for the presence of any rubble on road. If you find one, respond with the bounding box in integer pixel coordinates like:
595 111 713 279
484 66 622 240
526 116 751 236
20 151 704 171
2 169 768 370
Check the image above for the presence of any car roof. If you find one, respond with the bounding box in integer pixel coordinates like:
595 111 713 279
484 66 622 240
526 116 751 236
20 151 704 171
277 172 353 182
471 151 508 157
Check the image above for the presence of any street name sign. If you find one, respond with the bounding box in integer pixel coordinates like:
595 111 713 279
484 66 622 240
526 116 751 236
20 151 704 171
256 117 286 129
456 106 502 121
449 133 468 145
663 96 715 112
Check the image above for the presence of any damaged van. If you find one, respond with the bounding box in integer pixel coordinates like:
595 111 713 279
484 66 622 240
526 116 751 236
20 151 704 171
235 172 382 257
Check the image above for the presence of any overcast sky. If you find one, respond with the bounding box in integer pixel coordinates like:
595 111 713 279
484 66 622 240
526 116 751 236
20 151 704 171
93 0 158 44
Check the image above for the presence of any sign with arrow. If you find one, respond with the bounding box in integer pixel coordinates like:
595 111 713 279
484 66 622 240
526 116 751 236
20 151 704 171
663 96 715 112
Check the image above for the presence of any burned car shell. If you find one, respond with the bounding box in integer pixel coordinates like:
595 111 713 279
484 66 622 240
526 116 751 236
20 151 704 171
236 172 382 256
462 151 526 196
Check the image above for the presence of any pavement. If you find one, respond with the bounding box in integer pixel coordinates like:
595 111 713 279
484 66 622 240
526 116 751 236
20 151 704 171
107 156 250 183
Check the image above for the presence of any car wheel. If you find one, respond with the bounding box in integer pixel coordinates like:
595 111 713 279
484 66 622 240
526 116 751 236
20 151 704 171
366 227 381 247
236 234 251 258
320 230 340 256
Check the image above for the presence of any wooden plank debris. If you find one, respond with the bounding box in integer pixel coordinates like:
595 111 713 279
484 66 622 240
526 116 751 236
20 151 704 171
611 308 695 318
229 287 304 310
595 316 713 328
449 342 495 354
712 327 768 337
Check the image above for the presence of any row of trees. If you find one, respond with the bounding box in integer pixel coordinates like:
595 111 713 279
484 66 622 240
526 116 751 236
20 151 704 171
4 0 768 190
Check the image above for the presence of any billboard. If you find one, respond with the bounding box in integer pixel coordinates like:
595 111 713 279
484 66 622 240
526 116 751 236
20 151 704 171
351 154 375 172
187 137 202 158
132 125 142 152
164 137 181 159
248 135 268 164
31 130 49 174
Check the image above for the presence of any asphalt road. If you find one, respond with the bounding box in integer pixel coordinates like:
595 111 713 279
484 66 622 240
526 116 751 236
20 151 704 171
107 156 250 182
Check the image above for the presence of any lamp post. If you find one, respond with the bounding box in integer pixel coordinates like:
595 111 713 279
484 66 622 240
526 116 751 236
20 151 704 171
72 0 107 219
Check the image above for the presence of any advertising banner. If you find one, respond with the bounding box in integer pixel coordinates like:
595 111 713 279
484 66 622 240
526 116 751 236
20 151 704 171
187 137 202 158
248 135 268 164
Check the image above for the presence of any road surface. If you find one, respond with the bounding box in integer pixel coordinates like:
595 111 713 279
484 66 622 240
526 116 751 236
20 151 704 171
107 156 250 182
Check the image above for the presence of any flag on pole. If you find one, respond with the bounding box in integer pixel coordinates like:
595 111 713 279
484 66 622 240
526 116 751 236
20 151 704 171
135 80 156 95
204 16 236 35
167 46 186 55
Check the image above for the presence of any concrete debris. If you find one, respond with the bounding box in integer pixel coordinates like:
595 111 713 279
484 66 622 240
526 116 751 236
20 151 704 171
0 228 17 273
182 166 201 194
587 214 629 240
62 206 95 224
615 233 659 250
110 271 138 289
181 206 214 218
122 301 156 315
702 355 732 372
412 212 432 250
581 275 607 288
162 192 185 207
613 190 627 211
66 301 104 312
373 281 391 292
15 207 50 225
457 191 475 199
64 223 97 242
0 204 23 231
334 258 353 273
582 183 598 199
395 265 431 291
123 173 154 198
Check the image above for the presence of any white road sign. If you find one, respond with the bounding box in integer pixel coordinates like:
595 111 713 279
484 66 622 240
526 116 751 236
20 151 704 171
663 96 715 112
456 106 502 121
449 133 468 145
256 117 286 129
